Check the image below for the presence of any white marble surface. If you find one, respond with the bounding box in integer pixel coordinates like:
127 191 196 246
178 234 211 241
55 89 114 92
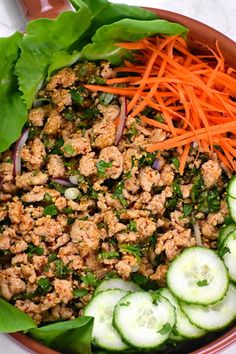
0 0 236 353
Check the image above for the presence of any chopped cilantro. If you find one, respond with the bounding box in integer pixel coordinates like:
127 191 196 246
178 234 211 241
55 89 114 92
63 110 76 121
155 114 164 123
158 323 172 335
63 144 75 155
63 207 73 214
88 187 99 200
67 217 75 225
50 137 64 155
43 204 58 217
81 272 100 287
123 170 132 180
128 220 137 232
113 181 128 208
171 157 180 169
43 192 53 203
139 152 156 167
70 89 84 105
81 107 99 120
49 181 66 194
191 174 204 202
183 204 193 217
96 160 112 177
127 124 138 141
37 278 52 295
88 75 106 85
99 92 115 106
54 260 70 279
26 244 44 256
173 179 183 198
73 288 88 298
98 251 120 260
48 252 57 263
207 188 220 212
119 244 142 259
197 279 209 287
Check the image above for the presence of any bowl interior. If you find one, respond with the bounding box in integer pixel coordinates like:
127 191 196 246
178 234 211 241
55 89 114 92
8 7 236 354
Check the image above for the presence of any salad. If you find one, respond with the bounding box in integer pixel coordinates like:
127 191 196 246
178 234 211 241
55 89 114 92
0 0 236 353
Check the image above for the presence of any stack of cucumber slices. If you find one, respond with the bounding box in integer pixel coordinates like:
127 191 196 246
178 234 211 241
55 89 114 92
84 176 236 352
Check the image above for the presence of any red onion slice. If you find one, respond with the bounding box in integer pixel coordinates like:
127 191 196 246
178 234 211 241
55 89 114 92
51 178 74 187
0 174 3 191
115 96 127 145
152 158 161 171
13 128 30 178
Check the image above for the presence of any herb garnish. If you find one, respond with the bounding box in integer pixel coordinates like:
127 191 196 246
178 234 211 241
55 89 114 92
43 204 58 217
197 279 209 287
96 160 112 177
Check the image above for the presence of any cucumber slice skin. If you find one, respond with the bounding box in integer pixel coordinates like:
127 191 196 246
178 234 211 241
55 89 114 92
113 292 176 350
217 224 236 249
167 246 229 305
180 284 236 331
220 232 236 283
227 195 236 222
94 278 141 295
159 288 206 339
84 289 129 351
227 175 236 199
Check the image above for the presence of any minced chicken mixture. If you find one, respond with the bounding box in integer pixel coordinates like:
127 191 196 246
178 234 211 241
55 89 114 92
0 61 229 324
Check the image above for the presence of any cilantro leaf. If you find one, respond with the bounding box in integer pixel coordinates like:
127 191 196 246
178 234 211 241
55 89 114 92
197 279 209 287
158 322 172 335
96 160 112 177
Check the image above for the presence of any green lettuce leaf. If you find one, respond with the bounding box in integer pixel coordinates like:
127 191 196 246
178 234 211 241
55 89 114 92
29 317 94 354
0 32 27 153
82 18 188 64
47 50 81 78
15 1 91 109
0 298 36 333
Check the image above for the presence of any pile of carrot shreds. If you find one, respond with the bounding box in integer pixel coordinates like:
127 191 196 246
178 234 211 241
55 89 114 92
85 35 236 175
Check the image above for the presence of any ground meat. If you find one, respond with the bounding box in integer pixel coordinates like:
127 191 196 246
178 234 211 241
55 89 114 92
47 154 65 178
44 110 62 135
100 62 115 79
146 192 166 215
103 211 126 236
28 106 47 127
99 146 123 179
136 217 156 239
22 137 46 171
46 68 77 91
70 220 99 256
34 217 64 243
62 132 91 157
98 104 120 121
115 255 139 279
79 152 97 176
54 279 73 303
0 269 26 300
8 200 24 224
91 119 116 149
155 229 195 260
151 264 168 287
16 172 48 190
51 89 72 112
158 164 174 186
139 166 160 192
201 159 222 188
22 186 60 203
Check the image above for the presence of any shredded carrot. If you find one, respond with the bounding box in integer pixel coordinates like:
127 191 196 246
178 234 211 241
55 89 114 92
84 35 236 173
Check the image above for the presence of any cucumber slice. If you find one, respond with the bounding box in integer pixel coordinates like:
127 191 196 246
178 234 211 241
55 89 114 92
227 175 236 199
159 288 206 339
220 231 236 283
167 247 228 305
227 196 236 222
94 278 141 295
180 284 236 331
84 289 129 351
218 224 236 249
113 292 176 349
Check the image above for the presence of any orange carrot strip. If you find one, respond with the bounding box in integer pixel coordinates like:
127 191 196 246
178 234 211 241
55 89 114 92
140 115 186 134
179 143 190 175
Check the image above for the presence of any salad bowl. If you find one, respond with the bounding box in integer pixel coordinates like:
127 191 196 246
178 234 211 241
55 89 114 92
2 5 236 354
